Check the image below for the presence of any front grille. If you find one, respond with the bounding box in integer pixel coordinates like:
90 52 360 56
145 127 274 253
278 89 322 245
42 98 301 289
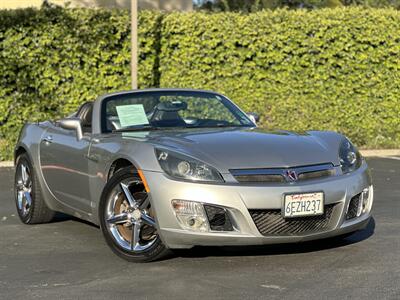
204 205 234 231
249 203 336 236
346 193 361 220
231 163 336 184
233 174 285 183
298 169 335 181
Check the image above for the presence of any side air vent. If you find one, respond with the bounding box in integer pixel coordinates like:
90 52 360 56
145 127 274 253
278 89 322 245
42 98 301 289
203 205 234 231
346 193 362 220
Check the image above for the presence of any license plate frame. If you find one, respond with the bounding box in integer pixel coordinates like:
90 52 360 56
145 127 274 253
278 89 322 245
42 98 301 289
283 192 324 218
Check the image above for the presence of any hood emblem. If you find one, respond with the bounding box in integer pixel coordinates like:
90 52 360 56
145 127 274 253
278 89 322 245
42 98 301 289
285 170 298 182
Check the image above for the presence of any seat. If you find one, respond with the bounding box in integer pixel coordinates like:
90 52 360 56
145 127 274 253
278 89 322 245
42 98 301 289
106 116 121 131
150 101 188 128
151 110 187 127
76 102 93 133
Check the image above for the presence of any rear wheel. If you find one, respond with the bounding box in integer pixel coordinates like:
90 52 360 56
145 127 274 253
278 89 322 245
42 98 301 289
99 167 169 262
14 153 55 224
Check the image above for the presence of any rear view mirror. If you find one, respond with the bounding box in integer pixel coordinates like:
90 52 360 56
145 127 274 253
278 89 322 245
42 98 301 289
156 101 188 112
58 117 83 141
247 112 260 124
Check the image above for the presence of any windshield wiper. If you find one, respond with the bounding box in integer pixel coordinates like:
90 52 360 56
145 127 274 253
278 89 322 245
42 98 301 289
113 124 252 132
113 125 160 132
188 124 250 129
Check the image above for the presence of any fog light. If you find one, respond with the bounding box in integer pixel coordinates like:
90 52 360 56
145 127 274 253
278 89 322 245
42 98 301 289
172 200 209 232
361 186 372 213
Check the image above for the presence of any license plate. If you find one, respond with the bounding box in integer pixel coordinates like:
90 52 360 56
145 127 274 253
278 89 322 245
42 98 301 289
283 192 324 218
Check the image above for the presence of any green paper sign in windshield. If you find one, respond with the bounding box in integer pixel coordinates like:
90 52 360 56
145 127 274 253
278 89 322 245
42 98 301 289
116 104 149 128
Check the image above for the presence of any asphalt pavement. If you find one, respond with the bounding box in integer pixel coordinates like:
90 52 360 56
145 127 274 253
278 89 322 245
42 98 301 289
0 158 399 300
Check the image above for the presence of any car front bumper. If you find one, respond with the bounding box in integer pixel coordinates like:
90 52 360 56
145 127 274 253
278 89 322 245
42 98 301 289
143 162 373 249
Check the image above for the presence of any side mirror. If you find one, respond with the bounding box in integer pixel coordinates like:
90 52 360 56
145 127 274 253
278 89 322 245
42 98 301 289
247 112 260 124
58 117 83 141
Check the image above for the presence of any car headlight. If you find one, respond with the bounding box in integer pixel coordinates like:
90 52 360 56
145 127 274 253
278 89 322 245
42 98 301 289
339 138 362 174
155 149 224 183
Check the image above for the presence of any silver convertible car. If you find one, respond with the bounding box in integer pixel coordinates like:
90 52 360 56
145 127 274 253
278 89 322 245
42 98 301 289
14 89 373 262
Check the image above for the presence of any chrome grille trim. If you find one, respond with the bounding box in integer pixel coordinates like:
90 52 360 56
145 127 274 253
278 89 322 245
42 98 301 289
230 163 336 183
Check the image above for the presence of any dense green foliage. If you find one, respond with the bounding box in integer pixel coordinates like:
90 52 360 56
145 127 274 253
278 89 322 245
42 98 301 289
160 8 400 149
0 7 161 159
1 7 399 160
195 0 400 11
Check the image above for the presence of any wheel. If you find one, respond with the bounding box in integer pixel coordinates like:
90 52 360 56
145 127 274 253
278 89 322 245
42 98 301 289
14 153 55 224
99 167 170 262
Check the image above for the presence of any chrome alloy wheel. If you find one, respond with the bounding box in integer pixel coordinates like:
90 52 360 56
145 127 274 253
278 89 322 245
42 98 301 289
15 163 32 217
105 179 158 252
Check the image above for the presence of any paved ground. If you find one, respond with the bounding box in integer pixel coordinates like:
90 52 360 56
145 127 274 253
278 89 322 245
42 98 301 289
0 158 399 300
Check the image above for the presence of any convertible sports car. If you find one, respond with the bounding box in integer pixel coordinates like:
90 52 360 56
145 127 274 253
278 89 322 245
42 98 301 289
14 89 373 262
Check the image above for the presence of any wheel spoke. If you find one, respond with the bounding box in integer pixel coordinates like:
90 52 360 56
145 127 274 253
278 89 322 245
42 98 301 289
120 183 138 209
23 191 32 211
107 212 129 225
21 164 28 185
131 222 141 251
141 212 156 227
17 191 24 210
16 180 24 191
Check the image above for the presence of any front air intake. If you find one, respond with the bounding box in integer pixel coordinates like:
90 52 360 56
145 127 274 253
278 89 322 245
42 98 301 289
346 193 362 220
203 205 234 232
249 203 337 235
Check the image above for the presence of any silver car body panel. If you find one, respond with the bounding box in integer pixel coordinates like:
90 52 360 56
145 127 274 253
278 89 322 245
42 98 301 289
15 89 373 249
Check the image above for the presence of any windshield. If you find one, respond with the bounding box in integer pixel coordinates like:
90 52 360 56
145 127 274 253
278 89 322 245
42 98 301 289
102 91 254 132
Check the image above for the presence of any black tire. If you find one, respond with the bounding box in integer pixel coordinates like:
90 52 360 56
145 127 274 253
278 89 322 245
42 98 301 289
99 167 170 262
14 153 55 224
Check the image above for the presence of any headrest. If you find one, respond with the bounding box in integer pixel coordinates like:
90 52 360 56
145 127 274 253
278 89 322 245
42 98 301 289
77 102 93 127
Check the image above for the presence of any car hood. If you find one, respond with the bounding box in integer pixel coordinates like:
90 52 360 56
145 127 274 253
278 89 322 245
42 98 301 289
142 127 342 172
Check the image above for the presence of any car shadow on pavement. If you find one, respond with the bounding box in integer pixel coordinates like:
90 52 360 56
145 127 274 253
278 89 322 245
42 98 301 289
49 212 375 261
51 212 100 228
173 218 375 259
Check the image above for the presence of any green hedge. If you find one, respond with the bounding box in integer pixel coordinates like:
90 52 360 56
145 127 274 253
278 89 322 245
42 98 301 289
160 9 400 149
0 7 161 160
1 7 400 160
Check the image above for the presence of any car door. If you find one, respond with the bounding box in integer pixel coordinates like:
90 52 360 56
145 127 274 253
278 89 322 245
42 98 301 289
39 123 92 212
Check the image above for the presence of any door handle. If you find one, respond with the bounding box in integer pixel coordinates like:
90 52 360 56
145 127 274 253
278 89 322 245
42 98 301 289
42 135 53 144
